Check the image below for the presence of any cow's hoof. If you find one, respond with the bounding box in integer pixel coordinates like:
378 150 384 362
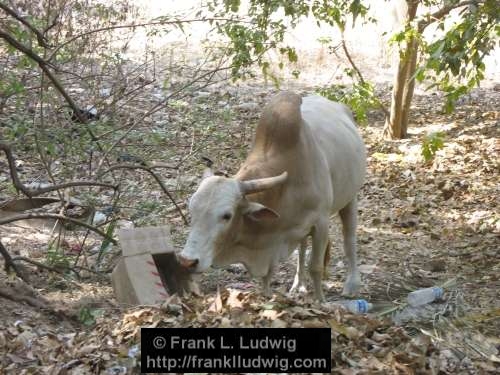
261 285 272 298
288 283 308 295
341 275 361 297
314 290 325 302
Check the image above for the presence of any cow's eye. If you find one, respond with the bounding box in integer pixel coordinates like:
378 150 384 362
221 212 232 221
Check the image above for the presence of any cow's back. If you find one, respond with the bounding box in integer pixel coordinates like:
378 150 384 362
301 96 366 212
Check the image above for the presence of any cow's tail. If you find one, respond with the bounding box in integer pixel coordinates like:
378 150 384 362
323 239 331 279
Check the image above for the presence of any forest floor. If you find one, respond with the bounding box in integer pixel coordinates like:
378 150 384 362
0 82 499 374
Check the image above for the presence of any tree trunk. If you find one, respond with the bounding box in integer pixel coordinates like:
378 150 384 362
383 1 419 140
399 37 419 136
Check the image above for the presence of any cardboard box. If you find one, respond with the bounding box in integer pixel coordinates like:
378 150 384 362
111 226 192 306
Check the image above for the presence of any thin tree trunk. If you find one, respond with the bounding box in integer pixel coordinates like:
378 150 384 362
384 50 412 139
383 1 419 140
399 38 419 138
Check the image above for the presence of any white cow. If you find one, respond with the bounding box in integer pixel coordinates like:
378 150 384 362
178 92 366 300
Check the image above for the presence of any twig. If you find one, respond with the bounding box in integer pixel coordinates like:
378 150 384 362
0 213 117 244
341 31 365 85
100 164 188 225
36 72 64 201
149 162 178 170
11 256 67 275
0 142 117 197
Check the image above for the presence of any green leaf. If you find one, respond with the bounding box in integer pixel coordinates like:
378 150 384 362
78 306 104 326
421 132 445 162
96 221 116 265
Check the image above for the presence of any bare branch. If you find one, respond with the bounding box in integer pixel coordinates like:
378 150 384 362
48 17 245 60
340 32 390 118
418 0 484 31
0 142 117 197
11 256 66 275
0 27 87 123
100 164 188 225
0 27 107 153
94 63 234 173
0 213 117 244
0 3 49 47
341 32 365 85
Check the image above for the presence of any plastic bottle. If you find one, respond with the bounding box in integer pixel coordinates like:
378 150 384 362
407 287 444 307
337 299 373 314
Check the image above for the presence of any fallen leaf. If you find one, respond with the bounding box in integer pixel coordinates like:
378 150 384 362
208 286 223 313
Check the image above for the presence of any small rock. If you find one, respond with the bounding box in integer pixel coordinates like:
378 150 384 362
161 303 183 316
234 102 259 112
428 259 446 272
430 232 440 240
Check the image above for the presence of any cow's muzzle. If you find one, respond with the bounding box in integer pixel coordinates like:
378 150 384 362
177 254 199 270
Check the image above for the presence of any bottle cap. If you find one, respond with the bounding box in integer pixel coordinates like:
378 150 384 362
356 299 371 313
432 286 444 299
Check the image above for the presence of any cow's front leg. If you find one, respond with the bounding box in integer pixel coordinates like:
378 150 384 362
290 238 308 294
310 219 329 301
261 262 276 297
339 199 361 297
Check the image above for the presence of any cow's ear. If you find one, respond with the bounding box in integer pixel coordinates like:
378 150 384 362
243 202 280 221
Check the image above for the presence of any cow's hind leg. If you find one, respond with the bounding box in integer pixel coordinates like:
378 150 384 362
339 198 361 297
290 238 308 294
310 219 329 301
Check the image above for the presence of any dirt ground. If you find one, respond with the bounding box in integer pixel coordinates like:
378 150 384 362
0 83 499 374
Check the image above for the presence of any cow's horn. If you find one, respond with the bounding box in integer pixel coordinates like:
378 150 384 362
240 172 288 195
202 167 214 179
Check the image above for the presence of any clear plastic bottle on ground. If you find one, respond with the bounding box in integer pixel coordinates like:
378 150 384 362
337 299 373 314
407 286 444 307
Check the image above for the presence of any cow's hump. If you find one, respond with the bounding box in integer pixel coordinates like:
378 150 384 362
254 91 302 151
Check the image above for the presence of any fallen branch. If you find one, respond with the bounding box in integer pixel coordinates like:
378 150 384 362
10 256 101 281
0 142 117 197
0 280 77 323
0 213 117 244
0 287 49 309
11 256 68 275
0 239 25 279
100 163 188 225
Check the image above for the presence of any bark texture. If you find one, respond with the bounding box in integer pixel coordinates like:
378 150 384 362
383 1 419 140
